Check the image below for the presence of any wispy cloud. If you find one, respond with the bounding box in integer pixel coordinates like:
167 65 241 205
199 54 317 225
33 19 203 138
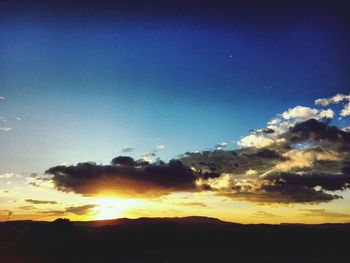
253 210 279 218
0 173 14 179
121 146 135 153
25 199 58 205
154 144 165 152
299 209 350 218
175 201 208 208
0 127 12 132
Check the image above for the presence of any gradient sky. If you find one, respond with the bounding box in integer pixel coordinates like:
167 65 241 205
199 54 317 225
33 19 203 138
1 0 350 223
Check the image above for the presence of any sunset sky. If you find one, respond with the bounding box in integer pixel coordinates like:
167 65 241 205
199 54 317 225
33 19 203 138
1 0 350 223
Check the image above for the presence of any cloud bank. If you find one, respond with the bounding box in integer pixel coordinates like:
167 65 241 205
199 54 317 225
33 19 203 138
45 94 350 204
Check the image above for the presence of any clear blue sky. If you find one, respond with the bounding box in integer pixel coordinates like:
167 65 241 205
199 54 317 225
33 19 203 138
0 0 349 174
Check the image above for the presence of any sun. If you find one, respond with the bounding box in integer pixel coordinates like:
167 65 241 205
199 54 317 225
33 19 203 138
93 198 137 220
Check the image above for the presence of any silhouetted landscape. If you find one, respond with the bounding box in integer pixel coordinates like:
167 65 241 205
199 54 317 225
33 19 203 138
1 1 350 263
1 216 348 263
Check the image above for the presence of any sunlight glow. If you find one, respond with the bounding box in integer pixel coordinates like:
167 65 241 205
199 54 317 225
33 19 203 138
93 198 138 220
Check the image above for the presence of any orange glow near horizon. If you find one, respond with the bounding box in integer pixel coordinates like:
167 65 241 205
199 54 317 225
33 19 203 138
93 198 139 220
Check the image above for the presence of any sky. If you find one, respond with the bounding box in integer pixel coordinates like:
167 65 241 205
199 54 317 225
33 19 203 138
1 0 350 223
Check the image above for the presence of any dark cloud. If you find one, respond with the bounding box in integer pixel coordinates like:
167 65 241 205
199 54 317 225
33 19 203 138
263 128 275 134
180 148 285 178
25 199 58 205
46 159 197 197
111 156 136 166
265 172 350 192
181 119 350 204
41 204 97 216
65 204 96 215
287 119 350 146
45 119 350 204
225 178 341 204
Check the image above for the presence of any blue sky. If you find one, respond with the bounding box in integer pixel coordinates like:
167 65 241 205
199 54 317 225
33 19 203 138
0 1 349 174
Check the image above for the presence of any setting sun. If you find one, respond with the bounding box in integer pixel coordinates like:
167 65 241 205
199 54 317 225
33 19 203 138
93 198 138 220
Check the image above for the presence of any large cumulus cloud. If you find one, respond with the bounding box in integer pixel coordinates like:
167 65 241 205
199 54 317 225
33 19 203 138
183 118 350 203
46 159 198 197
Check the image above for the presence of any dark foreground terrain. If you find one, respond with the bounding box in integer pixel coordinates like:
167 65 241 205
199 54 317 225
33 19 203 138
0 216 348 263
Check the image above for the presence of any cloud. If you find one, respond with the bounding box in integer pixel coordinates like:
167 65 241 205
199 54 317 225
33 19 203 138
341 103 350 117
182 119 350 204
237 134 275 148
282 106 319 121
282 106 334 121
154 144 165 152
0 173 14 179
299 209 350 218
0 127 12 132
65 204 96 215
141 152 157 162
46 159 198 197
0 96 4 100
286 118 350 146
41 204 97 216
44 119 350 204
25 199 58 205
121 146 135 153
175 202 208 208
315 93 350 117
237 103 337 149
0 116 7 123
18 205 37 210
319 109 334 119
44 94 350 204
45 119 350 204
315 94 350 106
253 210 279 218
215 142 227 150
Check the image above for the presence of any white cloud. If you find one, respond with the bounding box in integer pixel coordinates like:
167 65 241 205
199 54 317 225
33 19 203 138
245 169 257 176
315 94 350 106
237 134 274 148
141 152 156 162
315 93 350 117
0 173 14 179
319 109 334 119
340 102 350 117
0 96 4 100
238 103 335 149
155 144 165 151
215 142 227 150
0 127 12 132
282 106 319 120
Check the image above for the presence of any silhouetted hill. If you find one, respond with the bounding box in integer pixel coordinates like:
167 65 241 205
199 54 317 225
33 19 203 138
1 217 349 263
74 215 230 227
